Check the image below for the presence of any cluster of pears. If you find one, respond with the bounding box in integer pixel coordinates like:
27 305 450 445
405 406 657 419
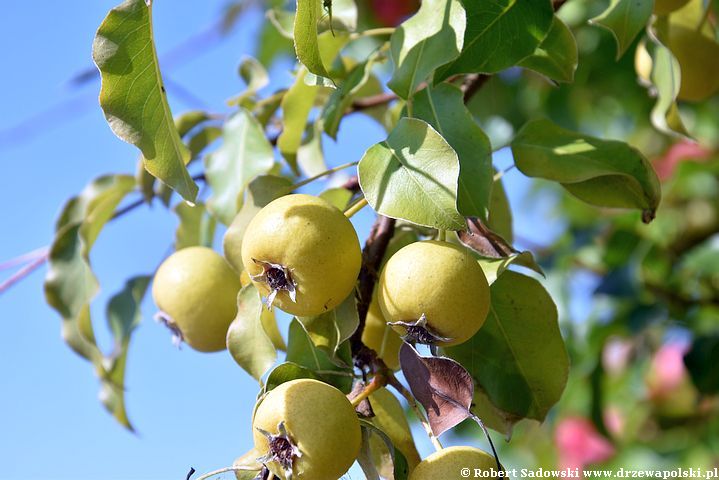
151 193 493 479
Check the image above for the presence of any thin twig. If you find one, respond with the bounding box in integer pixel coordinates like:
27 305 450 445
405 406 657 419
0 252 50 295
350 216 396 357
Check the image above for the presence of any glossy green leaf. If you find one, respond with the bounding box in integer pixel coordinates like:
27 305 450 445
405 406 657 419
278 68 319 171
294 0 334 78
511 119 662 222
437 0 553 79
412 83 492 219
303 31 351 87
92 0 198 202
359 117 465 230
519 16 578 83
358 419 410 480
286 319 353 392
227 284 277 381
444 271 568 424
173 202 216 250
590 0 652 59
101 275 151 430
223 175 294 273
205 109 276 225
297 294 359 365
387 0 465 99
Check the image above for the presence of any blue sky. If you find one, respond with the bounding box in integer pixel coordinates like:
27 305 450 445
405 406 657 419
0 2 565 479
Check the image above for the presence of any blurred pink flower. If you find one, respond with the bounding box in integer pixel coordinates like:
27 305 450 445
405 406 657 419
647 342 690 399
555 417 615 472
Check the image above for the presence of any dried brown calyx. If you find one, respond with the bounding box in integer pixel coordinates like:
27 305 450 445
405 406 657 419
154 311 183 348
256 421 302 480
388 314 452 355
251 259 297 309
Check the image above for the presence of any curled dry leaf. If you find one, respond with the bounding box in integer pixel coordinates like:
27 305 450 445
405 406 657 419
399 343 473 436
457 217 517 258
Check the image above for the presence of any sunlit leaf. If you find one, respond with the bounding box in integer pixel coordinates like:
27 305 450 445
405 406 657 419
173 202 216 250
511 118 662 222
205 109 276 225
387 0 465 99
369 388 422 469
436 0 553 80
93 0 197 202
444 271 568 424
590 0 653 59
297 121 327 177
223 175 293 273
101 275 151 430
297 294 359 366
227 284 277 381
278 68 320 172
358 118 465 230
412 83 492 219
286 319 353 392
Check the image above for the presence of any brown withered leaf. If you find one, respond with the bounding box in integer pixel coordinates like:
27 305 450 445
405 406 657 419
399 343 474 436
457 217 517 258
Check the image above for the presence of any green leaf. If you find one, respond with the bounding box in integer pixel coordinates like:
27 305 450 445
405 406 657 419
319 187 353 210
92 0 197 202
519 16 578 83
264 362 321 392
223 175 294 273
303 31 351 87
444 271 568 424
387 0 465 99
646 35 691 137
369 388 422 470
173 202 216 250
101 275 151 430
358 117 465 230
44 175 137 429
487 176 513 242
286 319 353 392
590 0 653 59
511 119 662 222
297 121 327 177
227 285 277 381
229 56 270 106
358 419 410 480
436 0 553 79
297 294 359 365
175 110 212 137
294 0 336 78
412 83 492 219
205 109 276 225
278 68 319 172
321 55 378 139
477 251 542 285
45 175 136 359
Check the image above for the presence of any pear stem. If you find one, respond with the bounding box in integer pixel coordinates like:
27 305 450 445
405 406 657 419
350 373 385 407
344 197 369 218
